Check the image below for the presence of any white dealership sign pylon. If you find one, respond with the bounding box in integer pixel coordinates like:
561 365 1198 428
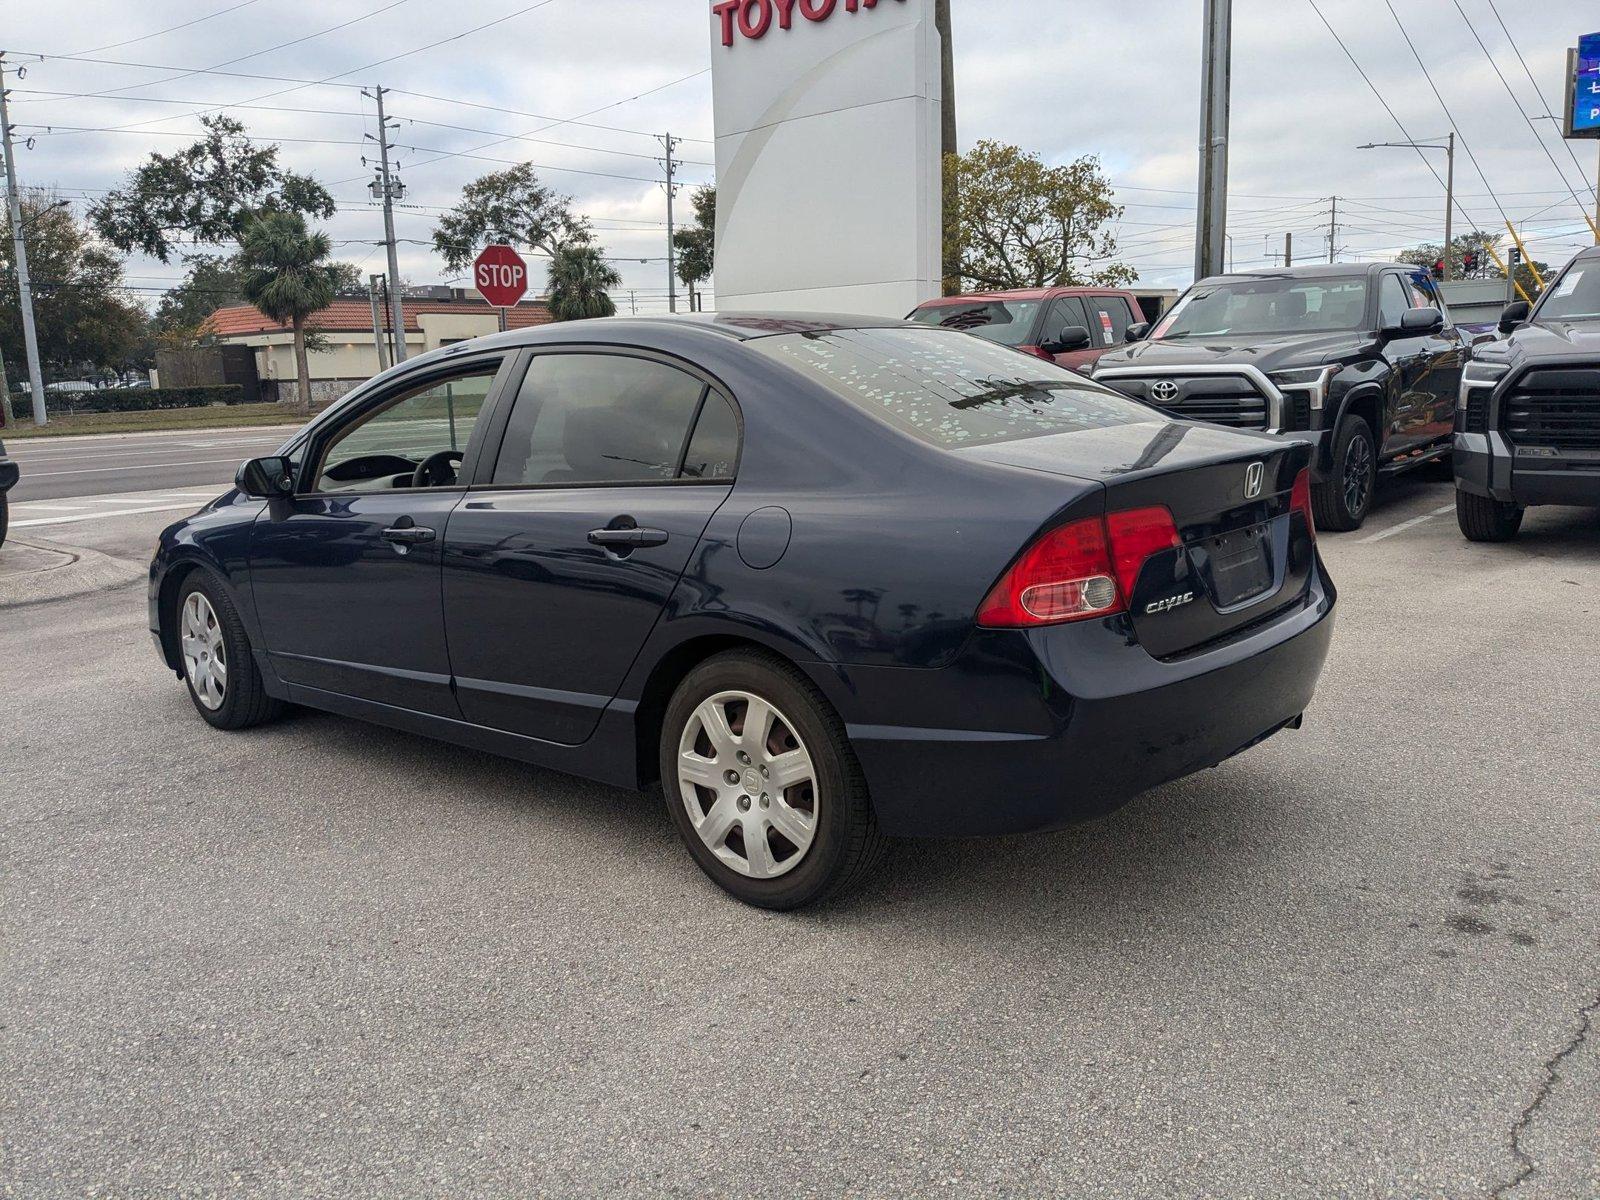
709 0 941 317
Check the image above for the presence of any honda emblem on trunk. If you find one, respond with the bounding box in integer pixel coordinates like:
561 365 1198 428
1244 462 1265 500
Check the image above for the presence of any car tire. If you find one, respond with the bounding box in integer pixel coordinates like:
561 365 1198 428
176 570 284 730
1312 414 1377 532
1455 488 1523 542
660 650 888 910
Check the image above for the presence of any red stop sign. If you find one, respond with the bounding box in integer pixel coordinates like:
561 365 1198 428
473 243 528 308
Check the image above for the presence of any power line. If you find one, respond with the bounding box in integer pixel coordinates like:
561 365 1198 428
68 0 268 58
1482 0 1597 201
1381 0 1512 232
387 88 713 144
1446 0 1595 220
1302 0 1487 235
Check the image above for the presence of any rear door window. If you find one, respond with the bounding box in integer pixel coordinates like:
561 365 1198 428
490 353 706 485
1083 295 1133 346
754 326 1154 448
680 393 740 480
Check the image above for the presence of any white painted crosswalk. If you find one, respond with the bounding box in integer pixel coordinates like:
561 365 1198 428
9 488 222 529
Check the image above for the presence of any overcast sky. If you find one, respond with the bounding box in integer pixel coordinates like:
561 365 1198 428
4 0 1597 311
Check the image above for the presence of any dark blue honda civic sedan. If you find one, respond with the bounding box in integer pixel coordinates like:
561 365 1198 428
150 314 1336 908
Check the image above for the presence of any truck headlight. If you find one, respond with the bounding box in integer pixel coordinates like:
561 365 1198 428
1269 366 1337 412
1458 359 1508 409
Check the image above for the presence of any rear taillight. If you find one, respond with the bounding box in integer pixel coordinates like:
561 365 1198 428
977 505 1181 628
1290 468 1315 541
1105 506 1182 600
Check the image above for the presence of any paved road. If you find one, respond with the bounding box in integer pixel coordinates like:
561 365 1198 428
4 426 299 504
2 478 1597 1197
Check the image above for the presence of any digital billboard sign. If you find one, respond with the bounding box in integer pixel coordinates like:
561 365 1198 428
1569 32 1600 137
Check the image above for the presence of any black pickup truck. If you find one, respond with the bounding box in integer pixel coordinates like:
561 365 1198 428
1091 263 1467 531
1453 245 1600 541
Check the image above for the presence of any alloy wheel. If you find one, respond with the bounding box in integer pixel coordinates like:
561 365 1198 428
1343 433 1373 517
676 690 818 879
181 591 227 711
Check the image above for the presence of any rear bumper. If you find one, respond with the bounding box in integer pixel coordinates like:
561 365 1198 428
818 567 1337 838
1454 432 1600 507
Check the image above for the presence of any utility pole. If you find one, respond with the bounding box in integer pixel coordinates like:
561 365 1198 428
0 58 48 428
628 290 637 316
1357 136 1453 276
366 86 407 362
936 0 959 294
1194 0 1231 280
1285 231 1293 268
367 274 391 372
659 133 682 314
1327 196 1339 263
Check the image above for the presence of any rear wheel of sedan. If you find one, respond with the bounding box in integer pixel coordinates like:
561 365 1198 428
176 571 283 730
1312 413 1376 532
661 650 887 909
1455 489 1523 542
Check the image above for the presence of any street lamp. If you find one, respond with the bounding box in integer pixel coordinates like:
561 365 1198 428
1358 134 1455 280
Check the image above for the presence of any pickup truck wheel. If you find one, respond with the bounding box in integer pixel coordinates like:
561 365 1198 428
1312 414 1376 532
1455 488 1523 542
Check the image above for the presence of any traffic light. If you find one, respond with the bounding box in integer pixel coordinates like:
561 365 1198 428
1431 258 1445 281
1462 250 1478 275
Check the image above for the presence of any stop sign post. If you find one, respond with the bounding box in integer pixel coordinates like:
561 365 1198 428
473 244 529 327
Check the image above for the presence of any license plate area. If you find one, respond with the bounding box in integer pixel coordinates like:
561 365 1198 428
1194 522 1274 609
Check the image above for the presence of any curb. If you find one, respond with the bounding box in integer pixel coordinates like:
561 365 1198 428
0 535 146 609
1 423 303 445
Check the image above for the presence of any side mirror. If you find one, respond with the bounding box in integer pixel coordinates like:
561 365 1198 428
1497 300 1530 334
236 455 295 498
1125 321 1150 342
1041 324 1092 354
1385 307 1443 338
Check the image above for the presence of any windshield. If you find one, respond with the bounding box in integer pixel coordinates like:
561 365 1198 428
752 326 1155 449
908 299 1041 347
1153 276 1369 339
1534 259 1600 322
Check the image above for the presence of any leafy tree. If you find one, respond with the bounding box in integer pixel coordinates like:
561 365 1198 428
1 191 146 388
1397 230 1547 302
90 115 335 263
237 213 340 409
432 164 591 274
153 252 362 344
546 245 620 321
673 185 716 301
945 140 1134 290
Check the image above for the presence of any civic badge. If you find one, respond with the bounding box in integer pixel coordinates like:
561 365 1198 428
1244 461 1264 500
1151 379 1180 403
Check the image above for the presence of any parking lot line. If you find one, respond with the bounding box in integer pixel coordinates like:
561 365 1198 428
1358 503 1456 543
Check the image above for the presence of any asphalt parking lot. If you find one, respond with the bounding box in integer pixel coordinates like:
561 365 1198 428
2 465 1597 1198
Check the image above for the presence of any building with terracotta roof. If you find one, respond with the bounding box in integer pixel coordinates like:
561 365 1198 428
198 289 555 403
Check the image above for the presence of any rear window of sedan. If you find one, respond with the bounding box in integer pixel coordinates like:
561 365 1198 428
752 326 1155 448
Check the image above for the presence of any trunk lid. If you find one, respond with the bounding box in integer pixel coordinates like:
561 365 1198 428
960 420 1317 657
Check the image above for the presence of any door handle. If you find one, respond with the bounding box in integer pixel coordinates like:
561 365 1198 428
587 526 669 549
382 525 436 545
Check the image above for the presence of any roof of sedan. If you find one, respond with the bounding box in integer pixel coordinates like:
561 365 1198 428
519 312 914 342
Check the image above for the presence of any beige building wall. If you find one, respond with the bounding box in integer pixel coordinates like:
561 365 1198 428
233 314 505 389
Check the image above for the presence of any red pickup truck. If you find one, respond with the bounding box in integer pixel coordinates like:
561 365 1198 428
908 286 1147 371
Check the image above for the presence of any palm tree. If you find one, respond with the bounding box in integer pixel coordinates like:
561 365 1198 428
547 244 620 321
238 212 339 408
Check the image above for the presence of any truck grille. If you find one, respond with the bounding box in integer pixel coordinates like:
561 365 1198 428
1099 374 1270 429
1503 367 1600 452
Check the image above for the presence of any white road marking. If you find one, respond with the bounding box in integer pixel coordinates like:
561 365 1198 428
1358 504 1456 543
10 436 285 462
12 500 211 529
20 457 244 478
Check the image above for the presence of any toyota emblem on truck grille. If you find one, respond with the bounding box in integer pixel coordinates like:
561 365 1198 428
1151 379 1180 402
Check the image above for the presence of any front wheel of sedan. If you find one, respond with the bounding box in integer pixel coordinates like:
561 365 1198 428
176 571 283 730
661 651 887 909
